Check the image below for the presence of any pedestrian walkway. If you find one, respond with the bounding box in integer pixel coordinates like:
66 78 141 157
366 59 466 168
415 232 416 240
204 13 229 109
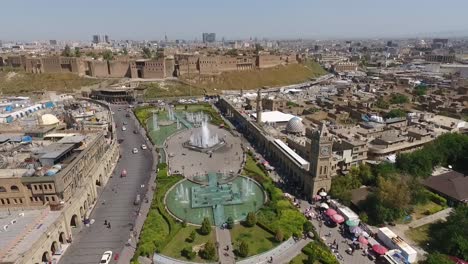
216 227 235 264
237 237 309 264
408 207 452 228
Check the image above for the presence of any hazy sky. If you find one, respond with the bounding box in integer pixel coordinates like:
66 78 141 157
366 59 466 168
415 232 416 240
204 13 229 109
2 0 468 41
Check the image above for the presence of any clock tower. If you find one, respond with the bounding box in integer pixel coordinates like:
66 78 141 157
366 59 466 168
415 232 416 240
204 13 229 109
309 122 333 195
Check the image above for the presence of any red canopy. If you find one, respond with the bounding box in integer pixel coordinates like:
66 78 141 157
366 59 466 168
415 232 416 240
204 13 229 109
372 244 388 255
358 236 369 245
325 208 337 216
331 213 345 224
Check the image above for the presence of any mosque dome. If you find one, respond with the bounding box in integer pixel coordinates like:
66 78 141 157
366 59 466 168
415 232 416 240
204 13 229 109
285 117 304 134
41 114 59 125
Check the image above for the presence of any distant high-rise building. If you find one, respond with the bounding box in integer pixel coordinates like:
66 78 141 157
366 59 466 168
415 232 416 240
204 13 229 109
49 40 57 45
92 35 101 44
0 40 2 47
202 33 216 43
104 35 110 44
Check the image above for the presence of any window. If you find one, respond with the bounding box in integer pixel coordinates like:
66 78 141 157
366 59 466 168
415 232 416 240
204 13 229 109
0 186 6 192
11 185 19 192
44 185 48 190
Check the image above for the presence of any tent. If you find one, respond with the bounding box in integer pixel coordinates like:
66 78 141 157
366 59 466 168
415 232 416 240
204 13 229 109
358 236 369 245
325 209 337 216
346 219 359 227
331 214 345 224
372 244 388 255
320 203 329 209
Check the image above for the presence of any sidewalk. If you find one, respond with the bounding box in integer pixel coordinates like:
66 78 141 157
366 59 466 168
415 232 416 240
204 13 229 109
216 227 235 264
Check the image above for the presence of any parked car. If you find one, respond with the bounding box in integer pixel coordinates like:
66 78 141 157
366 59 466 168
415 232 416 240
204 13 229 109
134 194 141 205
132 148 138 154
100 251 112 264
141 144 147 150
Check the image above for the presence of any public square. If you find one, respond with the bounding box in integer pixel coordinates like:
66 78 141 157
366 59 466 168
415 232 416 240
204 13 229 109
166 124 243 178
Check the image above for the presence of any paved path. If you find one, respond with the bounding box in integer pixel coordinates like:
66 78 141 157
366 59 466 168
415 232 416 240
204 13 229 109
408 207 452 228
237 237 309 264
216 227 235 264
60 104 155 264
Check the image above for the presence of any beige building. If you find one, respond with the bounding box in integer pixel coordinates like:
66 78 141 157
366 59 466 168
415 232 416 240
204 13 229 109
0 100 119 264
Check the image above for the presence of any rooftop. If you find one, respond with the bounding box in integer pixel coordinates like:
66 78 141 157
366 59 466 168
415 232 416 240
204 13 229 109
0 208 62 263
423 170 468 202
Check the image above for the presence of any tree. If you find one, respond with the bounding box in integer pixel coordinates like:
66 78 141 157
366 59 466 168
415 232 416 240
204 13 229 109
201 241 216 260
303 221 313 233
74 47 81 57
142 47 152 59
186 230 196 243
181 247 195 260
385 109 406 118
123 47 128 55
275 229 284 242
226 217 234 229
375 98 389 109
86 51 98 59
427 206 468 260
62 45 72 57
102 50 114 61
424 252 454 264
238 240 249 258
226 49 238 57
200 217 212 235
245 212 257 227
389 94 409 104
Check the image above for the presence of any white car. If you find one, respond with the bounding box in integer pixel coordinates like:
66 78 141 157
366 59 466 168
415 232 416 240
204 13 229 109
100 251 112 264
141 144 147 150
121 126 127 131
132 148 139 154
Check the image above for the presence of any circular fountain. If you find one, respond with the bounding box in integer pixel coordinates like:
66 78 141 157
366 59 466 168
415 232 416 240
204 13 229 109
166 173 265 225
182 115 225 153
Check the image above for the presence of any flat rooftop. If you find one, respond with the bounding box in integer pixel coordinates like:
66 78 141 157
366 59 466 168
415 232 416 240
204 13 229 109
0 208 61 263
251 111 299 123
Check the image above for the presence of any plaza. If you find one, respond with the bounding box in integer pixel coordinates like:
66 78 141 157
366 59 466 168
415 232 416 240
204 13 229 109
166 123 243 178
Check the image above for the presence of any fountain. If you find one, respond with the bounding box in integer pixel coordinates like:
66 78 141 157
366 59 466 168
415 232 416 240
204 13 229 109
152 111 159 131
175 184 190 203
183 114 225 152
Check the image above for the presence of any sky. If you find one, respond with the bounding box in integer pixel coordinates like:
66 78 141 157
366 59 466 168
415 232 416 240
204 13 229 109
2 0 468 41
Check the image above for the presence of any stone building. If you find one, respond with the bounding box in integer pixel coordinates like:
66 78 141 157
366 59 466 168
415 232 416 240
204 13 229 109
217 97 333 199
0 99 119 264
256 54 283 69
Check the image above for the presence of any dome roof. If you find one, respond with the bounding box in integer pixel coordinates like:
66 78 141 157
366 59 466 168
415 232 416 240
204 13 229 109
285 117 304 134
41 114 59 125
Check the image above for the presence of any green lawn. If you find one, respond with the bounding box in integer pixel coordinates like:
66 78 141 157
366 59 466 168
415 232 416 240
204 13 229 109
242 152 307 239
411 201 444 220
230 224 279 258
289 253 308 264
405 224 430 246
132 164 184 262
161 225 218 263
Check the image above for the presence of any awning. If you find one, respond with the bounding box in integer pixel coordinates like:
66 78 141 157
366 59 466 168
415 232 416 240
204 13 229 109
346 219 360 227
358 236 369 245
325 209 337 216
331 214 345 224
372 244 388 255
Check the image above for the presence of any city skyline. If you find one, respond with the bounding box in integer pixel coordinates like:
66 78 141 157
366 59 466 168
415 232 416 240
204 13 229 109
1 0 468 41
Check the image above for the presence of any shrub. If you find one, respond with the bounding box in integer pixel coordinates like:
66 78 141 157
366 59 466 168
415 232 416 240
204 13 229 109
428 192 447 206
238 240 249 258
201 241 216 260
200 217 212 235
303 221 314 233
226 217 234 229
181 247 195 260
245 212 257 227
186 230 196 243
275 229 284 242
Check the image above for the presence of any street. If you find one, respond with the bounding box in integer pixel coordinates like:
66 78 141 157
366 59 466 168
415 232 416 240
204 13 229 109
59 104 154 264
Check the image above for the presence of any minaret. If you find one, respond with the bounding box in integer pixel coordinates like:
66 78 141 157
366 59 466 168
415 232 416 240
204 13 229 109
256 89 262 124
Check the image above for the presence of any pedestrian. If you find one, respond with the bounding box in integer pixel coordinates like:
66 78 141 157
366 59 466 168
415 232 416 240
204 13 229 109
108 222 111 229
333 239 337 245
104 220 107 225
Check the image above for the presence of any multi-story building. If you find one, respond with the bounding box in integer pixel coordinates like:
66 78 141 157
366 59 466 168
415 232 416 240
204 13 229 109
0 99 119 264
202 33 216 43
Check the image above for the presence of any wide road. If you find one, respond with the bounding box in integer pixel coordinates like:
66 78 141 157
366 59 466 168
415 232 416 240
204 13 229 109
60 104 154 264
